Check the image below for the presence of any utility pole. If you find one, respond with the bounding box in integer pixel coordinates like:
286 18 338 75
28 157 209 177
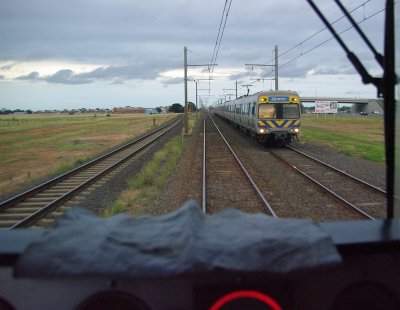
236 81 238 98
195 80 198 120
188 78 213 120
223 81 238 99
184 46 188 133
184 46 216 133
244 45 279 91
274 45 278 90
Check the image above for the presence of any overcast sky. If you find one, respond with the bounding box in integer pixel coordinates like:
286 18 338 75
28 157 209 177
0 0 388 111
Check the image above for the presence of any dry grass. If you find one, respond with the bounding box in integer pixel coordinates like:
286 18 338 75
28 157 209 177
0 113 176 199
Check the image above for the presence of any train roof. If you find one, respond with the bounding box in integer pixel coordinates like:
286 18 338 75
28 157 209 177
254 90 300 97
224 90 300 104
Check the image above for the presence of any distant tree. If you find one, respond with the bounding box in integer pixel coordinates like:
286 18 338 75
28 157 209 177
0 108 13 115
188 102 196 112
156 107 162 113
26 109 33 114
169 103 184 113
338 106 351 112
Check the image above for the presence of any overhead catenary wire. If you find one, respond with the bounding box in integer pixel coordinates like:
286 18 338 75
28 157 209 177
209 0 233 79
235 0 381 91
264 0 373 65
247 3 386 88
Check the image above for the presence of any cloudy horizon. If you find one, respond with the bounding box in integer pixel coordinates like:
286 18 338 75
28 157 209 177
0 0 387 111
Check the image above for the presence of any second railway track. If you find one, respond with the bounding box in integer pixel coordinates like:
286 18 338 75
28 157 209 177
0 117 182 229
268 146 386 220
210 112 385 221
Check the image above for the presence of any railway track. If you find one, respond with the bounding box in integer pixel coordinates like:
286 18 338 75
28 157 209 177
268 146 386 220
0 117 182 229
202 113 277 216
211 112 385 221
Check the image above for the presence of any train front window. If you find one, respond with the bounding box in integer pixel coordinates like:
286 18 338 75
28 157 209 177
258 104 276 118
281 104 300 118
258 104 299 119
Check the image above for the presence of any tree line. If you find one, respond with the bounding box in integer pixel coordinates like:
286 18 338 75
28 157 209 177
169 102 197 113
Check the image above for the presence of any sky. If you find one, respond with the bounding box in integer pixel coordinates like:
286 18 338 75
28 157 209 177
0 0 388 111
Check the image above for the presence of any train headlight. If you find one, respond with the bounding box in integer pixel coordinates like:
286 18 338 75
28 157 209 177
289 127 300 133
258 127 269 134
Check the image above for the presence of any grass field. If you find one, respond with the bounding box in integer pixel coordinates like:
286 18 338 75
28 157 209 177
299 114 385 163
0 113 176 199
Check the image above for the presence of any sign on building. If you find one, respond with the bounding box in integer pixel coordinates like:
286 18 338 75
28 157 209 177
315 101 338 114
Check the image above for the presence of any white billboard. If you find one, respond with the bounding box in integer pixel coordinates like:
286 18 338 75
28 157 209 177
315 101 338 113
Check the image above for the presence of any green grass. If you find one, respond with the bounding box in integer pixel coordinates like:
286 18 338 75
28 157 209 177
103 135 187 217
103 113 198 217
49 156 93 176
299 114 384 163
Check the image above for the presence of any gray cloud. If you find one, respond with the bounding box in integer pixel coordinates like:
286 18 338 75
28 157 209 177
80 64 164 81
0 64 15 71
16 71 40 81
44 69 92 84
13 62 178 85
161 77 183 85
311 66 356 76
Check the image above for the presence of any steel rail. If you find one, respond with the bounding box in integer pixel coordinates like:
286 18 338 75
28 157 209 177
208 114 278 218
286 145 386 194
268 150 375 220
4 118 182 229
202 116 206 214
0 116 181 210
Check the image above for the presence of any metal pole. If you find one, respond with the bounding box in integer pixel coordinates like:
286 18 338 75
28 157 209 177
196 80 198 120
184 46 188 133
275 45 279 90
383 0 395 218
236 81 238 98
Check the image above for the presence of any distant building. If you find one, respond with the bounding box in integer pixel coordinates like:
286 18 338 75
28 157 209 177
144 109 159 115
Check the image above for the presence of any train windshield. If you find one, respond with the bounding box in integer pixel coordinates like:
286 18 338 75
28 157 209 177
258 103 300 119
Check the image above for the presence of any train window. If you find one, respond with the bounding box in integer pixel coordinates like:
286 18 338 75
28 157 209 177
242 104 248 115
235 105 240 114
280 104 300 118
258 104 300 119
252 103 256 115
258 104 276 118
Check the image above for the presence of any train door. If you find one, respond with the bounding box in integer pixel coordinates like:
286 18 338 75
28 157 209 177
239 104 243 125
247 102 251 127
251 102 256 130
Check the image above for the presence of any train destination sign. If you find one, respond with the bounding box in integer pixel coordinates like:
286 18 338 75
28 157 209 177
269 96 289 102
315 101 338 114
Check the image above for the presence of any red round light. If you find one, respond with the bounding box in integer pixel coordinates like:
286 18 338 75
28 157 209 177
210 290 283 310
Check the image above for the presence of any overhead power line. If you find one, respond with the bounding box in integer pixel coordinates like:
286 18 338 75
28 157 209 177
252 4 386 86
209 0 233 77
265 0 373 65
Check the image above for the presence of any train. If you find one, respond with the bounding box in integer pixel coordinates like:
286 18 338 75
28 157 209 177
213 90 302 145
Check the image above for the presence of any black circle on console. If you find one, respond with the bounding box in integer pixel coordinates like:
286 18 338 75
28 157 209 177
0 297 16 310
331 281 399 310
76 290 150 310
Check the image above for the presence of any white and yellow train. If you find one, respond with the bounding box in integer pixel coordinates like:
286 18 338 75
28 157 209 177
213 90 301 145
